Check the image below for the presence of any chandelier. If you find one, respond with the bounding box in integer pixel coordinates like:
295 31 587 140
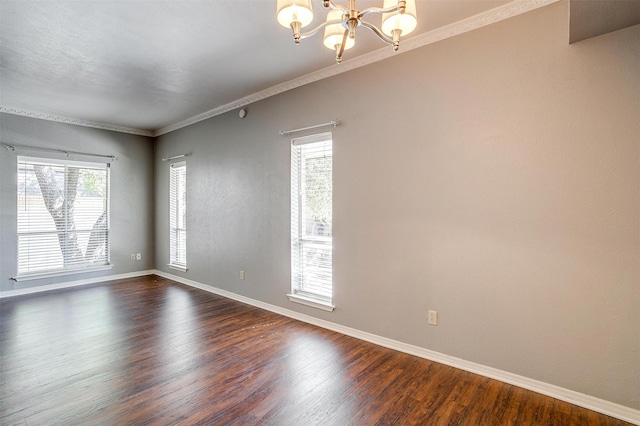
276 0 417 63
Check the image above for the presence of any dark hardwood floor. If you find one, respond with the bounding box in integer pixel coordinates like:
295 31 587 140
0 275 631 425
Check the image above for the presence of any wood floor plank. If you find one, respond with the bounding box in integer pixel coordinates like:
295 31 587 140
0 275 632 425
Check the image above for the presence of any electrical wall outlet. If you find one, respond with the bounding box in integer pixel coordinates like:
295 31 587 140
428 310 438 326
240 270 245 280
130 254 136 261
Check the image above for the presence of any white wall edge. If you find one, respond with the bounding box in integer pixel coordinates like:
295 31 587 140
154 269 640 425
0 270 155 299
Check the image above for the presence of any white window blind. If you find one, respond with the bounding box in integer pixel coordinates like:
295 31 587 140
291 133 333 305
17 156 110 277
169 161 187 270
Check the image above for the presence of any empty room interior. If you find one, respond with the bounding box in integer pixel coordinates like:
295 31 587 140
1 0 639 424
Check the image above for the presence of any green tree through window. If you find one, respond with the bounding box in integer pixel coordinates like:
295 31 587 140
17 157 110 276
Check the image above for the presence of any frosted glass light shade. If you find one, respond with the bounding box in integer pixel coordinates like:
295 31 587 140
323 9 354 50
381 0 417 37
277 0 314 28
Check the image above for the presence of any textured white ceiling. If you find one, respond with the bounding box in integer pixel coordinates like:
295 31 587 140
1 0 523 133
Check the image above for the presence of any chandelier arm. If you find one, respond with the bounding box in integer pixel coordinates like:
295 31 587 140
358 21 394 45
335 29 349 63
299 19 344 41
325 0 349 13
360 3 405 17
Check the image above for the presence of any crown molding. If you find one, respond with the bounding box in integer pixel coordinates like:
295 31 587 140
154 0 560 136
0 106 154 137
2 0 559 138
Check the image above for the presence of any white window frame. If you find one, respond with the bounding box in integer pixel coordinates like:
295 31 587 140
169 161 187 272
14 156 111 281
288 132 334 311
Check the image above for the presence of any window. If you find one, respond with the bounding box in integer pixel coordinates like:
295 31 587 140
16 156 110 279
169 161 187 271
289 133 333 311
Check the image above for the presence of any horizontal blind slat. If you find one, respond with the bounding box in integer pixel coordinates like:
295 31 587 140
291 137 332 302
169 162 187 267
17 157 110 276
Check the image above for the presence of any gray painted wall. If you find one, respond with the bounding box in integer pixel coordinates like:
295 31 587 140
154 3 639 409
0 114 155 291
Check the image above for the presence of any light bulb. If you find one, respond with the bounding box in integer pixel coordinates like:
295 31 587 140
276 0 314 28
381 0 417 37
323 9 354 50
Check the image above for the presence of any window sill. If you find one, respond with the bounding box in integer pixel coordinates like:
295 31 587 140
12 264 113 282
168 264 188 272
287 293 334 312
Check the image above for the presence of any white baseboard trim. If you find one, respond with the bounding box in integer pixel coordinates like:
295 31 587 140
0 270 155 299
3 269 636 423
153 269 640 425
